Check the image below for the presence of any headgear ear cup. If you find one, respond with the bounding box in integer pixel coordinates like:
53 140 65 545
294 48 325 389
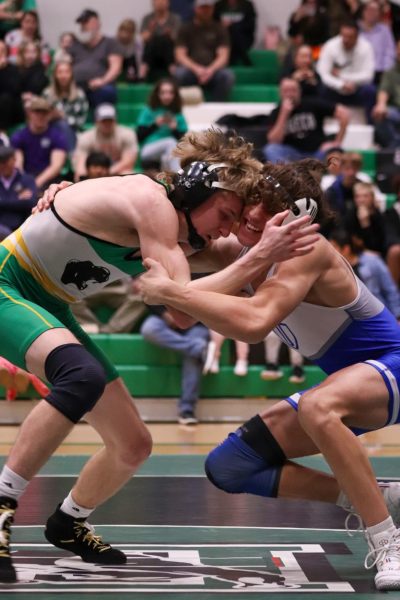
282 197 318 225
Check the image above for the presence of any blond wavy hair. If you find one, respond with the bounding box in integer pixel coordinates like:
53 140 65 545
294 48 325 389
159 128 263 204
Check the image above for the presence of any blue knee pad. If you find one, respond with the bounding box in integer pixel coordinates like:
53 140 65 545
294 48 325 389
205 415 286 497
44 343 107 424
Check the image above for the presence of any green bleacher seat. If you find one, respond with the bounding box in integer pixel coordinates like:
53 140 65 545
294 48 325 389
117 84 152 104
231 66 271 85
0 334 325 400
92 334 325 398
229 84 279 102
248 49 279 84
357 149 376 178
386 194 396 209
117 103 145 126
117 364 325 398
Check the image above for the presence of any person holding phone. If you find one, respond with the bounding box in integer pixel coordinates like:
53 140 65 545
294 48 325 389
137 77 188 172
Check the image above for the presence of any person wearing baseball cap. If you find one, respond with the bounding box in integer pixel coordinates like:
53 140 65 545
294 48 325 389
73 103 138 180
10 96 68 191
67 8 123 108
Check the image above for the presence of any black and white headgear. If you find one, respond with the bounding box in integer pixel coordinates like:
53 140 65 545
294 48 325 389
169 161 235 249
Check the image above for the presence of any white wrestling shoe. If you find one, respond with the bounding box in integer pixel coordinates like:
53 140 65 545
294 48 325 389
339 482 400 529
365 527 400 590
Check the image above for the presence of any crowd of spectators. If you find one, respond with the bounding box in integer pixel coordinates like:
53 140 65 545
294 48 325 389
2 0 400 420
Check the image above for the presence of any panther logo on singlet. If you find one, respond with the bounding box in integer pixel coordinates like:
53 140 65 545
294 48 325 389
61 260 111 291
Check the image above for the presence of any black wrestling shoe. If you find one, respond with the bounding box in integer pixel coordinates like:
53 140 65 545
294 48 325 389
0 496 17 583
44 505 126 564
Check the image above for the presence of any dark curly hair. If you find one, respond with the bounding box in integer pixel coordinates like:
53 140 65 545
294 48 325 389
259 159 334 226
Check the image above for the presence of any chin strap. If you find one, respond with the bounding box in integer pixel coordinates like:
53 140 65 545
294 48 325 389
183 209 206 250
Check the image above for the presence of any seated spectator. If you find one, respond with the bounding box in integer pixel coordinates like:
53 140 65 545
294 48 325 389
345 181 386 255
263 77 349 163
53 31 76 64
10 96 68 191
18 40 49 106
140 307 209 424
288 0 330 54
84 151 112 179
0 144 37 233
0 0 22 39
72 278 147 334
322 148 386 208
68 9 123 108
203 330 249 376
317 20 376 123
372 38 400 148
261 331 305 384
281 43 321 96
5 10 50 66
330 228 400 319
140 0 181 81
325 152 385 229
383 174 400 286
137 78 188 172
0 39 23 131
42 61 89 152
116 18 141 83
73 103 138 181
359 0 396 85
214 0 256 66
174 0 235 101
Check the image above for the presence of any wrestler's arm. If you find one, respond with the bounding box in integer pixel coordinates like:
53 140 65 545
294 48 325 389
186 212 319 295
134 187 191 285
140 243 325 341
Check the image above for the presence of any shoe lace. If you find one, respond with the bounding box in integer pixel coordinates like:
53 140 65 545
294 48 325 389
343 507 365 538
0 506 15 551
73 521 110 553
364 530 400 570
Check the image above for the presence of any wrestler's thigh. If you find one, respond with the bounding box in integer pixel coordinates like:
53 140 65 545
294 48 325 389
301 362 389 430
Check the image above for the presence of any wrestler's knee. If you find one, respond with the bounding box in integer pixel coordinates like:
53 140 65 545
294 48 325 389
205 435 248 493
298 387 339 431
205 416 285 496
113 425 153 470
44 344 107 423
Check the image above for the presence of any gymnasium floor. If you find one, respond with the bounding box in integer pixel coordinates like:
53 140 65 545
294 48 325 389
1 423 400 598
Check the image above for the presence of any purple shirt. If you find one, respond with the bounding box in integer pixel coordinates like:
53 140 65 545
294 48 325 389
11 124 68 176
360 22 396 73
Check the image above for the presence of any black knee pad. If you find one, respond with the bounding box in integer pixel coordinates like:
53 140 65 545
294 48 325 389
236 415 286 465
44 343 107 423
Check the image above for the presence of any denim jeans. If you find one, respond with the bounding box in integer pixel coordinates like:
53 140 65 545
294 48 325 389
174 66 235 101
140 315 209 414
263 143 326 163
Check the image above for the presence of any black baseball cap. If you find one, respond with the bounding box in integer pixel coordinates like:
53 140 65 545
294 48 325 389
0 144 15 161
76 8 98 24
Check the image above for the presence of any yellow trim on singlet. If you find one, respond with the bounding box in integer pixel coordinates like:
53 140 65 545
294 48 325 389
0 285 54 327
0 240 54 327
3 228 75 303
0 248 11 272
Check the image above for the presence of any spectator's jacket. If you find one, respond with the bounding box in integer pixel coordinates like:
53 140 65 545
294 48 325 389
0 168 37 231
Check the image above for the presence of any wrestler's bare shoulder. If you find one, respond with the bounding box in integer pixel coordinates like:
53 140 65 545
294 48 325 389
274 235 358 308
51 174 174 245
